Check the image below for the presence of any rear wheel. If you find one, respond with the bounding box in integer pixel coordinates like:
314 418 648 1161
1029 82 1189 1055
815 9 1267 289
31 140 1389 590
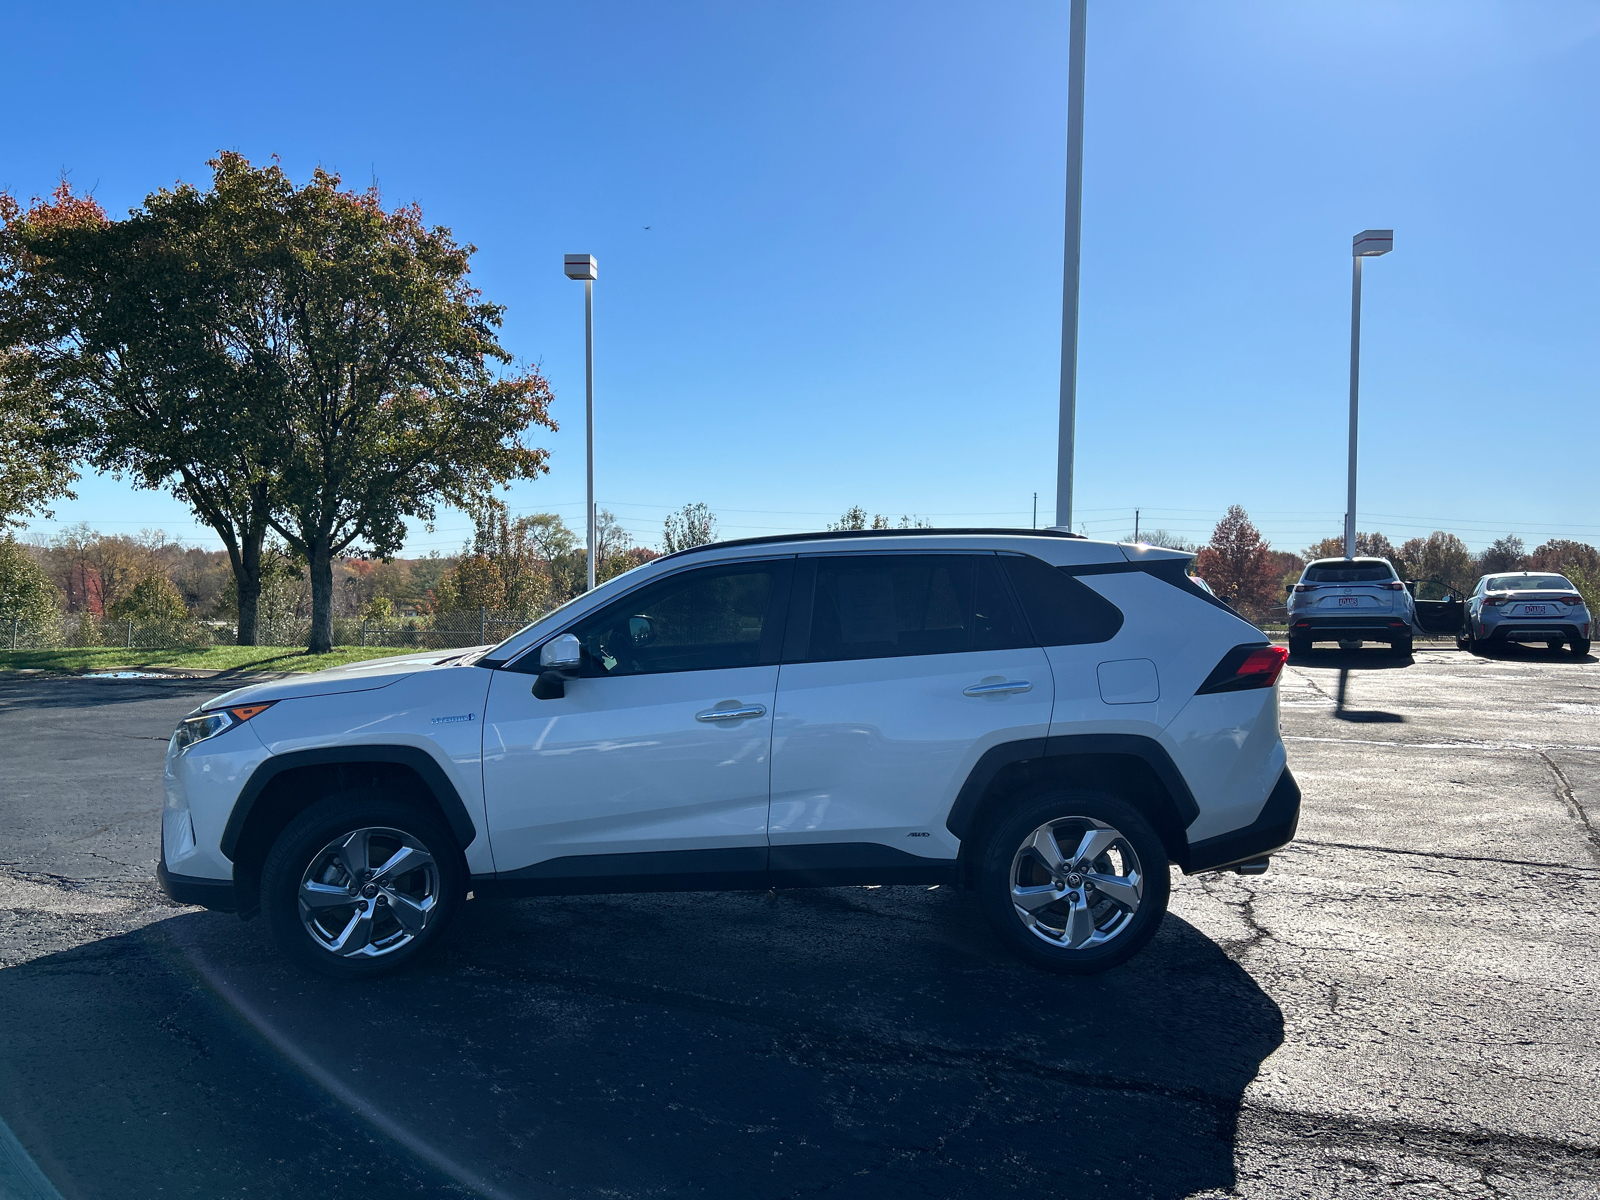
1392 636 1414 658
1287 633 1311 658
977 789 1169 975
261 791 466 979
1572 639 1592 657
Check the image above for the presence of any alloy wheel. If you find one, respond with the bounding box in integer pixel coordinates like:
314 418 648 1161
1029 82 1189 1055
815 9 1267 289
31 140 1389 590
1009 816 1144 949
297 826 440 958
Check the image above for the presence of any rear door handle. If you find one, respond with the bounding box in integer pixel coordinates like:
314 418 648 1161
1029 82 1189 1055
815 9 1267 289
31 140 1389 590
963 680 1032 696
695 704 768 722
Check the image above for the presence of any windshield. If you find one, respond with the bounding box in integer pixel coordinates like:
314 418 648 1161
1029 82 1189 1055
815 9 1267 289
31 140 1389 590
1302 562 1395 584
1487 575 1574 592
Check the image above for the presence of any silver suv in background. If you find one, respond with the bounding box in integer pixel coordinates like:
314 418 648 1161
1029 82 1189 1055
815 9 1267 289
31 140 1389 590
1460 572 1592 656
1286 557 1416 657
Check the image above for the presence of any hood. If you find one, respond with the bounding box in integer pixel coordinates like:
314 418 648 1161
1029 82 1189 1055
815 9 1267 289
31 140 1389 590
201 647 487 711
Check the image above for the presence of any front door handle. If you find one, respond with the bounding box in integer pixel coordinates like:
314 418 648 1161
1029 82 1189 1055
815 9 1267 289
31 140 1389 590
695 704 768 722
963 680 1032 697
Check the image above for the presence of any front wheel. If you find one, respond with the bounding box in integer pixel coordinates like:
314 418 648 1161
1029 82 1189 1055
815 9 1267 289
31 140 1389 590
977 790 1170 975
261 792 466 979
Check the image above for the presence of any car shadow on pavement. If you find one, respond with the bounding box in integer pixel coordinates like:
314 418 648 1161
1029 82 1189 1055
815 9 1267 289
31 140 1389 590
1470 643 1596 664
0 891 1284 1200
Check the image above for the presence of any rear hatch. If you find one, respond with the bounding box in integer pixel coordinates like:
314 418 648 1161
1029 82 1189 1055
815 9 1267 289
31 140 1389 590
1296 562 1403 616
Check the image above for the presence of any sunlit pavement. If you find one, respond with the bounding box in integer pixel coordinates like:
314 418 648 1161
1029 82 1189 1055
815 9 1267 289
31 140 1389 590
1 650 1597 1199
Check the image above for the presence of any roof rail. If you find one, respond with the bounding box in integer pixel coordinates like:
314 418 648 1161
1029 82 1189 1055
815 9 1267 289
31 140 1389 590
656 526 1088 563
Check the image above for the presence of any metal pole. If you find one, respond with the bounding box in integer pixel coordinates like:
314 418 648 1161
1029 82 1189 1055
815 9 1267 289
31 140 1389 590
1134 509 1140 542
1056 0 1088 531
585 278 597 591
1346 255 1363 559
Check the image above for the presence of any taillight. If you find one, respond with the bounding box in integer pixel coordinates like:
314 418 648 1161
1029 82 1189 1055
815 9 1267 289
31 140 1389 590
1293 584 1315 592
1195 644 1290 695
1483 596 1505 606
1383 581 1405 591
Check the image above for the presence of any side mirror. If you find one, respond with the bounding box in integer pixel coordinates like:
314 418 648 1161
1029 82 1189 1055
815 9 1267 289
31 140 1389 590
540 633 581 671
628 615 654 645
533 633 582 701
1284 583 1295 596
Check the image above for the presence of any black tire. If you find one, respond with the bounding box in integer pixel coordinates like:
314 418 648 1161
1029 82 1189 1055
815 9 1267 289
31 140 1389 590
1455 624 1470 651
1392 637 1414 658
1572 639 1592 657
1287 634 1311 658
261 791 466 979
977 788 1170 976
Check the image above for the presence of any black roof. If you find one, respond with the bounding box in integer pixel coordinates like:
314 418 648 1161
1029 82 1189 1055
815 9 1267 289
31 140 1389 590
655 526 1088 564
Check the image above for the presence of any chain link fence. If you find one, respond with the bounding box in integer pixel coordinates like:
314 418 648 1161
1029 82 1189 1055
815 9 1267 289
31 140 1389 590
3 609 538 653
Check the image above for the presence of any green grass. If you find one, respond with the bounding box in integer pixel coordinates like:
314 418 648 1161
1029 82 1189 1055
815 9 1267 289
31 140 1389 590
0 645 409 676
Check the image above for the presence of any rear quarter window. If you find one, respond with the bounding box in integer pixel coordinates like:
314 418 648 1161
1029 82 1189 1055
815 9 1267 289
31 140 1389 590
1001 554 1124 646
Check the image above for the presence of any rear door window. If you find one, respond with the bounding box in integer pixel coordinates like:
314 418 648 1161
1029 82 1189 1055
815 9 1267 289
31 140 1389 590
789 554 1029 662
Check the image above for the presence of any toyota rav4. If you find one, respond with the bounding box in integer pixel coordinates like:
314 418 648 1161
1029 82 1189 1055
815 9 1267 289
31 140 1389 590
157 530 1300 978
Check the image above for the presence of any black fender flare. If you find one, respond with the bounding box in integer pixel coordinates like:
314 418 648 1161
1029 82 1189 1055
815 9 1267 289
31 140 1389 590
220 745 479 861
944 733 1202 844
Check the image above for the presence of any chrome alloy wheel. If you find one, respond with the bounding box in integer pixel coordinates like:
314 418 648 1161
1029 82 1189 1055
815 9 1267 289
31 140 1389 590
1009 817 1144 949
297 826 439 958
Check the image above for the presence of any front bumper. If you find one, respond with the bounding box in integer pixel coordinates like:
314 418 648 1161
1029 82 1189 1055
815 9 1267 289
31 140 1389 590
157 847 237 912
1183 766 1301 874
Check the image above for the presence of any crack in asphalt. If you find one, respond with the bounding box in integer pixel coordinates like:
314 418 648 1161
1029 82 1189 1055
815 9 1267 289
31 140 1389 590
1285 735 1600 753
1535 751 1600 868
1288 839 1600 877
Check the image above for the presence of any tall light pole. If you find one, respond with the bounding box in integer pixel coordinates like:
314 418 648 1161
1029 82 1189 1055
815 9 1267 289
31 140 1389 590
1346 229 1392 559
1055 0 1088 531
564 253 599 590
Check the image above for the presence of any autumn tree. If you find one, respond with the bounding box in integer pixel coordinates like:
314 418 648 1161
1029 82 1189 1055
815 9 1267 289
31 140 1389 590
0 535 57 624
663 502 717 553
0 351 79 529
1396 532 1475 598
1302 531 1400 563
1193 506 1279 610
1527 540 1600 576
1476 535 1526 576
249 161 557 652
0 173 292 643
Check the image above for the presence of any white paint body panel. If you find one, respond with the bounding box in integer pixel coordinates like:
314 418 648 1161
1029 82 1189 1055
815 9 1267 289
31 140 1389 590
769 648 1053 860
482 665 777 871
160 534 1296 894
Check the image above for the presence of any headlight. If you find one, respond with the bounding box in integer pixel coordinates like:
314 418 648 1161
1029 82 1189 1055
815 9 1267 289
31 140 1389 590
172 703 274 751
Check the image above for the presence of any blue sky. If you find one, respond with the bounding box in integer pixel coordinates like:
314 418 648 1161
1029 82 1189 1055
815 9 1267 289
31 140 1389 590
5 1 1598 557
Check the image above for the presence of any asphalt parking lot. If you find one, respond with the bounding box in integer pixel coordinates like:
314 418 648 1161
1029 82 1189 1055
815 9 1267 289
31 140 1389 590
2 645 1598 1199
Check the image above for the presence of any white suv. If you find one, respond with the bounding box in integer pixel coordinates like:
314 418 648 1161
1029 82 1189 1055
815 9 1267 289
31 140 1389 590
158 530 1299 978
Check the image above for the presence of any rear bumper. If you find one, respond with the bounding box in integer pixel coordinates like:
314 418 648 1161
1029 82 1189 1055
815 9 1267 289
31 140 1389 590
158 849 237 912
1485 621 1582 643
1183 766 1301 874
1290 615 1411 639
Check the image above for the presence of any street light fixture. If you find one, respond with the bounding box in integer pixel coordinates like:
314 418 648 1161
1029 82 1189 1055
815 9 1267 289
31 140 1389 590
564 253 599 590
1345 229 1392 559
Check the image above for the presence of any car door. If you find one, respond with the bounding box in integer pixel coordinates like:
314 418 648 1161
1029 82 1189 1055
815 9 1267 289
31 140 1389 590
481 557 793 890
768 552 1052 881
